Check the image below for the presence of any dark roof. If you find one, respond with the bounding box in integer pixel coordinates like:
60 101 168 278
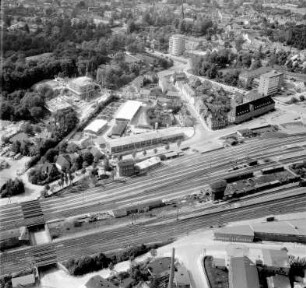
41 162 57 174
85 276 117 288
235 102 250 116
251 96 275 110
56 155 71 168
112 121 128 136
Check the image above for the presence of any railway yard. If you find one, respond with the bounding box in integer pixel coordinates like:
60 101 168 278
1 133 306 276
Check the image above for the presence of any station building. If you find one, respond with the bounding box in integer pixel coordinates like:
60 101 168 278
105 127 185 154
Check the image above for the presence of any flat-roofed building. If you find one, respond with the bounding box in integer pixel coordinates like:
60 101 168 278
68 76 95 99
46 97 73 114
115 100 142 122
229 257 260 288
106 127 185 154
214 225 254 242
84 119 108 137
258 70 283 96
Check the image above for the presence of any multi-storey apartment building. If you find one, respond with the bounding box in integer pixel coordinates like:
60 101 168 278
258 70 283 96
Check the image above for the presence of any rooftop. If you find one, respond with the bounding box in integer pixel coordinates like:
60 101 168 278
229 257 260 288
266 275 290 288
215 225 254 237
260 70 284 79
115 100 142 121
70 76 94 87
262 249 289 268
135 156 161 170
106 127 185 148
12 274 35 288
85 275 117 288
252 221 299 236
84 119 108 134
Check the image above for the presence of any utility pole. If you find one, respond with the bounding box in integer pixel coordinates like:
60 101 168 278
168 248 175 288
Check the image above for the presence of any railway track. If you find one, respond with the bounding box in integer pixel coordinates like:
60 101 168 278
1 189 305 275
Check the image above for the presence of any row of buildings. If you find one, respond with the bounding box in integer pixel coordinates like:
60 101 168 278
214 219 306 244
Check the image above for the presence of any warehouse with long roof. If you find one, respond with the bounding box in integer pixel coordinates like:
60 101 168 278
106 127 185 154
115 100 142 122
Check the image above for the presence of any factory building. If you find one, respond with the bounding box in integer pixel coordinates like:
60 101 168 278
258 70 283 96
84 119 108 137
106 127 185 154
115 100 142 122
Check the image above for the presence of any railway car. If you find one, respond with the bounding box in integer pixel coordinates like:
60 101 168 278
225 172 254 183
261 166 284 174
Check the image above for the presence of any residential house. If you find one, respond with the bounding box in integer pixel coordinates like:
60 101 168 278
85 275 117 288
41 162 59 178
206 112 228 130
55 155 71 172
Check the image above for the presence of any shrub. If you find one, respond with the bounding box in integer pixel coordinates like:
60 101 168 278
0 178 25 198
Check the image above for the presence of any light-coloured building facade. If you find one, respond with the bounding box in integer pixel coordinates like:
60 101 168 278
258 70 283 96
169 34 185 56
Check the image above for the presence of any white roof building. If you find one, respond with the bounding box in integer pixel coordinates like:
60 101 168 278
135 156 161 172
84 119 108 135
115 100 142 121
12 274 35 288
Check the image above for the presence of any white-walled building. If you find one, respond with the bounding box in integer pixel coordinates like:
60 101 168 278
169 34 185 56
84 119 108 137
115 100 142 122
68 76 95 99
258 70 283 96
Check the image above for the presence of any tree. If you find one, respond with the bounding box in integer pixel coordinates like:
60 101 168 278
0 178 25 198
21 122 34 135
45 148 58 163
82 151 94 166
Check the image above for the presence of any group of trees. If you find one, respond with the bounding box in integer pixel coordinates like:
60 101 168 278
0 178 25 198
64 244 156 276
1 90 47 121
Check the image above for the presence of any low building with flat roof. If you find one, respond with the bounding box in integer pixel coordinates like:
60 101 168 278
84 119 108 137
115 100 142 122
106 127 184 154
214 225 254 242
